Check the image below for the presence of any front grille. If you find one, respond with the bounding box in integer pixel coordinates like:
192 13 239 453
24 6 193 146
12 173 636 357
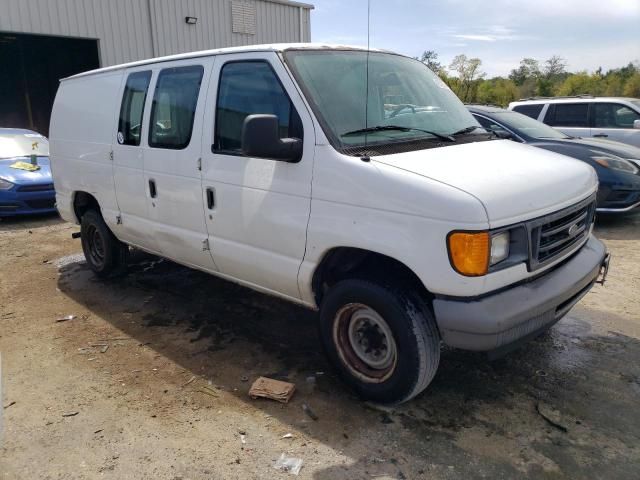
17 183 54 192
528 195 596 270
0 203 20 211
25 198 55 209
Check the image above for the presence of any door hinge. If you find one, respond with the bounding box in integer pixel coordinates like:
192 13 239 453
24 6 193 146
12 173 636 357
109 151 114 161
116 214 122 225
201 239 210 251
197 157 202 171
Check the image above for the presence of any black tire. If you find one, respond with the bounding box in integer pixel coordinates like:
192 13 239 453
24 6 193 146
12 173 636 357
319 279 440 404
80 209 128 278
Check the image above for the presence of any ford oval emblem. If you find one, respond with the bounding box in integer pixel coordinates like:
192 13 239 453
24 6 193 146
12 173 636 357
568 223 579 236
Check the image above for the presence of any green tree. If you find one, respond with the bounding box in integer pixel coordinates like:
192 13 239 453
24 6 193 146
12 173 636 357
509 58 540 86
448 54 485 102
418 50 443 73
556 72 598 96
543 55 568 80
476 78 518 106
623 73 640 97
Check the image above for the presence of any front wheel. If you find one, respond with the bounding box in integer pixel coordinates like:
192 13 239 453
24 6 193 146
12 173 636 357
80 209 128 277
319 279 440 404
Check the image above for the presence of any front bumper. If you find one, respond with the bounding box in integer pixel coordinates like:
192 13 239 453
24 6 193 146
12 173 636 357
596 186 640 213
0 189 57 216
433 235 608 353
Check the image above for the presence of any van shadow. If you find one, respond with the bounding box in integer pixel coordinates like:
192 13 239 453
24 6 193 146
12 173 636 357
56 252 640 479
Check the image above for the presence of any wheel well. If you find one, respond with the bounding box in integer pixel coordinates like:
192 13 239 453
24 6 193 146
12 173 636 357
73 191 100 222
312 247 432 306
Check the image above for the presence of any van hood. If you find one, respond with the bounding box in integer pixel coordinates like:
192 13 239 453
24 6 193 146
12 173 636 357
373 140 597 227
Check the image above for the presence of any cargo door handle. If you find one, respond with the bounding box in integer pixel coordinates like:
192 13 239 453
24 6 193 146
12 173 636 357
206 187 215 209
149 179 157 198
593 133 608 138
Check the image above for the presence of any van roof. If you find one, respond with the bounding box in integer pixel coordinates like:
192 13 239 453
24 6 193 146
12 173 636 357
62 43 393 82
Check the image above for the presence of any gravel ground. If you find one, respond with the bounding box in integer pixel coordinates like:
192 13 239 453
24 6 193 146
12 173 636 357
0 212 639 479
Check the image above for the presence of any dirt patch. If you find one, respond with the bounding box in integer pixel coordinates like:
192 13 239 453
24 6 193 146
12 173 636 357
1 212 640 479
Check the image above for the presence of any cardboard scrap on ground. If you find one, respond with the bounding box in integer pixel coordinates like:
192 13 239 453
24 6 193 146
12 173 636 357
248 376 295 403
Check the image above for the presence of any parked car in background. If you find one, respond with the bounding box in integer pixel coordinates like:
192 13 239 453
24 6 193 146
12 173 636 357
50 44 609 404
508 96 640 148
0 128 56 217
468 105 640 214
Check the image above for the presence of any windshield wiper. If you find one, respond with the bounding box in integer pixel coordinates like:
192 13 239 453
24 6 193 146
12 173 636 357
341 125 455 142
449 125 484 136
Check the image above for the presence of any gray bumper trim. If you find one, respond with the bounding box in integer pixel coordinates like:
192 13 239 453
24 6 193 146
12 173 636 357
433 236 607 352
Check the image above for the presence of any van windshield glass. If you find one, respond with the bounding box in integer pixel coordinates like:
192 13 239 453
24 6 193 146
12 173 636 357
283 50 482 153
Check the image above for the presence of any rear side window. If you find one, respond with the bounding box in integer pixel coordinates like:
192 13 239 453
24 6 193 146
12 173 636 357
593 103 640 128
512 104 543 119
214 61 302 154
118 71 152 146
544 103 589 127
149 65 204 149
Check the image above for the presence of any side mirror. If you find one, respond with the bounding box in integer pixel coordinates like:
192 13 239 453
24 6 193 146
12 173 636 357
241 114 302 162
633 119 640 130
493 129 513 140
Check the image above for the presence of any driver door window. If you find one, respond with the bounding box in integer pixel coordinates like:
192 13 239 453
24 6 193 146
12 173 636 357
213 61 302 155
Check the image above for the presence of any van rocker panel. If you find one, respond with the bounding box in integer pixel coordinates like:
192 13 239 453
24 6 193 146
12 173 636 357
433 236 607 351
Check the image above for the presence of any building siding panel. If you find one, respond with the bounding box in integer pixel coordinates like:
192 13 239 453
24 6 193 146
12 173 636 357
0 0 312 67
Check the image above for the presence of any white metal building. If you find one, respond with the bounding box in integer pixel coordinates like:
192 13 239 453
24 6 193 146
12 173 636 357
0 0 313 134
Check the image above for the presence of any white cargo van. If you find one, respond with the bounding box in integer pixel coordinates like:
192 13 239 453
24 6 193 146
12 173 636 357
50 44 610 404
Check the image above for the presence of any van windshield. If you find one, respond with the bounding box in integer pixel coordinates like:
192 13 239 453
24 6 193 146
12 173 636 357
283 50 483 155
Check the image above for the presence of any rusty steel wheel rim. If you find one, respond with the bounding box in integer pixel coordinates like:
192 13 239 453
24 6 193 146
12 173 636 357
333 303 397 383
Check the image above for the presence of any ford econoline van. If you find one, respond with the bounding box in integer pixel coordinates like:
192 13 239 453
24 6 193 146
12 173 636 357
50 44 610 404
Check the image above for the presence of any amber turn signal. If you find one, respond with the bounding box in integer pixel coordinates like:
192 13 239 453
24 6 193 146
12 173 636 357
447 231 490 276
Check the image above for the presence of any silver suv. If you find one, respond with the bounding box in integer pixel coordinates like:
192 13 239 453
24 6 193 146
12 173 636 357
508 96 640 148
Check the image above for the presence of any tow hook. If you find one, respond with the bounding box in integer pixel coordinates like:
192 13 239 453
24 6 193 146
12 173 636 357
596 252 611 285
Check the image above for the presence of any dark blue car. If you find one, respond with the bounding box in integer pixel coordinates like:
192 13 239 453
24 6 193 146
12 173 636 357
467 105 640 214
0 128 56 217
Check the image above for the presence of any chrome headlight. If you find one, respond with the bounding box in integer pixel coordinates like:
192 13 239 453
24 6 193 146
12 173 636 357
490 231 510 266
0 177 15 190
591 155 639 174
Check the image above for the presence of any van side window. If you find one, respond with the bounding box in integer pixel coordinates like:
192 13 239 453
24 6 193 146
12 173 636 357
214 61 302 154
149 65 204 149
118 71 152 146
594 103 640 129
544 103 589 127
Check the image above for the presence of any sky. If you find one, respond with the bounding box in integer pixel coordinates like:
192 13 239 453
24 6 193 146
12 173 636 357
310 0 640 77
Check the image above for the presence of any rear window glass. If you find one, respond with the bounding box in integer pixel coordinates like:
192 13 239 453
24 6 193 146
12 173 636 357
149 65 204 150
118 71 152 146
0 131 49 158
545 103 589 127
512 104 543 119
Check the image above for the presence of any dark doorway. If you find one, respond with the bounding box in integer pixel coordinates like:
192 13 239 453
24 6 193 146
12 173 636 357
0 32 100 136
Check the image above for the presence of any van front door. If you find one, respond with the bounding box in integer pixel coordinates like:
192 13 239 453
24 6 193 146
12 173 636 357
142 59 217 271
200 52 314 300
592 103 640 147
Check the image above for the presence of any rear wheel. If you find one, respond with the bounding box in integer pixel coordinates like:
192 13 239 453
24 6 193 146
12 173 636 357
319 279 440 404
80 209 128 277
